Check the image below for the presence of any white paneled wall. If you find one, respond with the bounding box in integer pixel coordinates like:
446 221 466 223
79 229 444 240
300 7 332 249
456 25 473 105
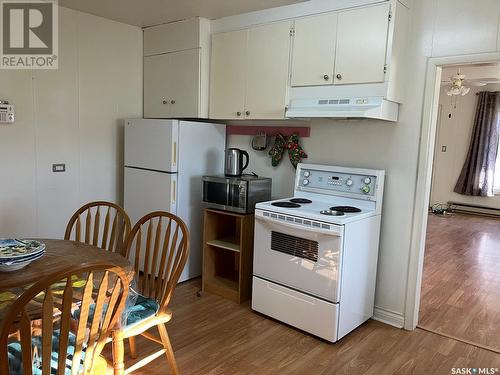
0 71 37 236
431 0 500 57
0 7 142 238
33 9 79 237
77 11 142 205
226 0 500 324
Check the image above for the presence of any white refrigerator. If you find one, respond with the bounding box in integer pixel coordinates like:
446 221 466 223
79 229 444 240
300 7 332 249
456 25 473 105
124 119 226 282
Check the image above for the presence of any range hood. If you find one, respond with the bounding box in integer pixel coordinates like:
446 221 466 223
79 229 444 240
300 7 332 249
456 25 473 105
286 96 399 122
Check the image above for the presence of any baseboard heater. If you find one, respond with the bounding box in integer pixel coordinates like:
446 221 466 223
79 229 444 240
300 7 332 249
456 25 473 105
448 201 500 218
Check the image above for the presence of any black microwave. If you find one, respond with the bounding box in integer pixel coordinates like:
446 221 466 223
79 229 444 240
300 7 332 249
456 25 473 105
202 175 272 214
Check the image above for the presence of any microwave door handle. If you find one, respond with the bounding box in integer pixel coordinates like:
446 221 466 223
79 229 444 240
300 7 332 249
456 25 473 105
255 214 343 237
226 183 230 205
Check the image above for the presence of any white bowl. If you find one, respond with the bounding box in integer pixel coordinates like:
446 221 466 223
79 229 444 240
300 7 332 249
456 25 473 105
0 252 45 272
0 239 45 260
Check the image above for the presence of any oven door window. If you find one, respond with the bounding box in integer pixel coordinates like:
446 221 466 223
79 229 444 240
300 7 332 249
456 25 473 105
271 232 318 262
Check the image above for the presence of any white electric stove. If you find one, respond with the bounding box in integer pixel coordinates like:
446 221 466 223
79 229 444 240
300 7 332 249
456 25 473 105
252 163 385 342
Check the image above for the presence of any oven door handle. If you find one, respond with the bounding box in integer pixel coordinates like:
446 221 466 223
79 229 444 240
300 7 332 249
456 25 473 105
255 214 343 237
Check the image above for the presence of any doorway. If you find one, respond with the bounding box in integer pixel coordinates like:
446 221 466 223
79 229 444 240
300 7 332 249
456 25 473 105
410 61 500 351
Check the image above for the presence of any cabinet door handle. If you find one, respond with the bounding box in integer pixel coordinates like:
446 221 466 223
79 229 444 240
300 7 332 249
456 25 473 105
170 99 176 104
162 99 168 104
236 111 242 117
246 111 250 116
323 74 330 81
336 74 342 80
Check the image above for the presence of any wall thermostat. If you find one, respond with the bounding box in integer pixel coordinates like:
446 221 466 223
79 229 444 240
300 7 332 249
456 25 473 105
0 100 15 124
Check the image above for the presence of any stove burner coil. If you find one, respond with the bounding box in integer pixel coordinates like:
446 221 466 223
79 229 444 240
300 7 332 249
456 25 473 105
289 198 312 204
330 206 362 213
272 202 301 208
320 210 345 216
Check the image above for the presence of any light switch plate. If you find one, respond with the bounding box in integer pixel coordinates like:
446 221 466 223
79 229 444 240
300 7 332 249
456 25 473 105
52 164 66 172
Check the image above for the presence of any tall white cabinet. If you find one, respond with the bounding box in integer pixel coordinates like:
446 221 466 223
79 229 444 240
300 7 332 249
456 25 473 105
143 18 210 118
209 21 292 120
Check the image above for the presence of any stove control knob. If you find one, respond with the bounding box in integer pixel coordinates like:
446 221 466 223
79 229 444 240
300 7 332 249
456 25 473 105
362 185 371 194
303 179 310 186
363 177 372 185
303 171 311 177
346 178 353 187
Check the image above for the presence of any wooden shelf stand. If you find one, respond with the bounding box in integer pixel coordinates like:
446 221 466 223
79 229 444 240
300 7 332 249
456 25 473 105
202 209 254 303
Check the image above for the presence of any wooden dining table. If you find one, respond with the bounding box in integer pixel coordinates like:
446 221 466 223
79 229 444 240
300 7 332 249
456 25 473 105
0 238 134 374
0 239 133 292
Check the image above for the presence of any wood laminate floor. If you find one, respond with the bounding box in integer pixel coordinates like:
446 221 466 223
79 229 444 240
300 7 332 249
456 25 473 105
419 213 500 351
102 277 500 374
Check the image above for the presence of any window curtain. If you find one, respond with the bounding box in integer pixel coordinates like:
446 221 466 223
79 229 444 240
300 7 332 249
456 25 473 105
454 91 500 197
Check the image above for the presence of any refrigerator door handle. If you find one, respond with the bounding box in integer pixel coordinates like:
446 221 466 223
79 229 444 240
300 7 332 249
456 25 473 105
173 142 177 167
172 179 176 203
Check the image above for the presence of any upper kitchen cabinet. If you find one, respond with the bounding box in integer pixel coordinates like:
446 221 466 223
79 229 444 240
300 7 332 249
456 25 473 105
143 17 210 118
209 21 292 120
144 17 210 57
289 1 409 104
245 22 292 119
144 53 170 118
209 29 248 120
168 49 202 117
291 13 338 87
291 3 390 87
144 49 201 118
334 3 390 85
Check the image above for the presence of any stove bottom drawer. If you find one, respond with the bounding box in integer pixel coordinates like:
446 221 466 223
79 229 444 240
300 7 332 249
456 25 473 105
252 276 339 342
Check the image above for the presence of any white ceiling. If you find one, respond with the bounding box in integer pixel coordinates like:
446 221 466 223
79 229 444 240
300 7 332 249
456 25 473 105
59 0 307 27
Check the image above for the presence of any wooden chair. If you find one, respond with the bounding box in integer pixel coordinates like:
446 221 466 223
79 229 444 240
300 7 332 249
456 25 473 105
65 201 132 256
122 211 190 374
0 264 130 375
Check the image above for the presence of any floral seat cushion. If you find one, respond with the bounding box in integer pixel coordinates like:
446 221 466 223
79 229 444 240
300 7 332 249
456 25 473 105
125 294 159 327
72 293 159 328
8 331 81 375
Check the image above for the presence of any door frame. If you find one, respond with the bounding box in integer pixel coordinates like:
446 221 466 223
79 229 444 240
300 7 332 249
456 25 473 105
404 51 500 331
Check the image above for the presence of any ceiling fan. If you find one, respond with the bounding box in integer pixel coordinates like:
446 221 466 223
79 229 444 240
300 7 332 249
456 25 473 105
441 71 500 96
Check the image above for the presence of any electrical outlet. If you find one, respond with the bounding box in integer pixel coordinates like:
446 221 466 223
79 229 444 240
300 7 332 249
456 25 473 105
52 164 66 172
